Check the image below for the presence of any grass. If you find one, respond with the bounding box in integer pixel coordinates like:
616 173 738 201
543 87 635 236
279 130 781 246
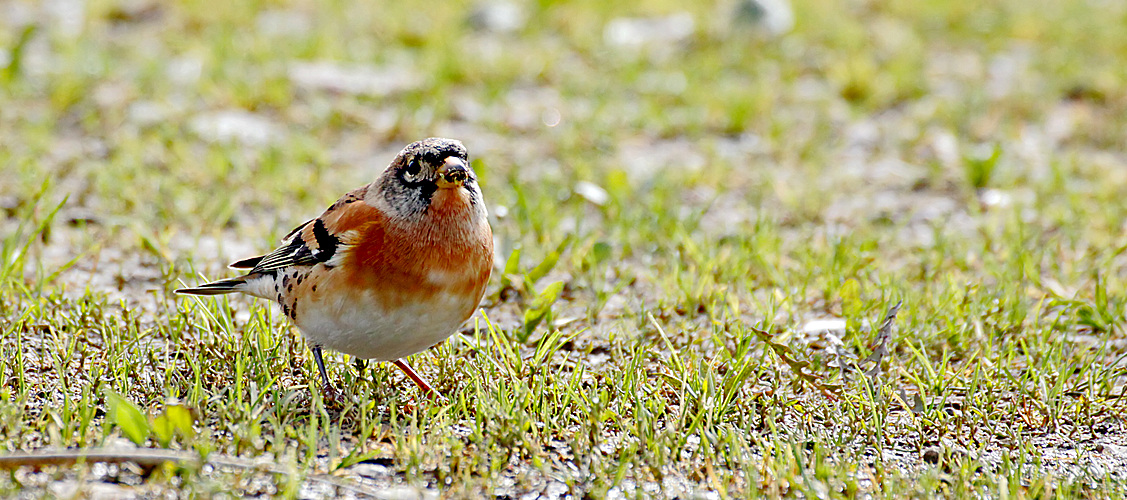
2 0 1127 497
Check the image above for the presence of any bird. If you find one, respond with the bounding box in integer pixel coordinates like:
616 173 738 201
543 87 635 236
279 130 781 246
176 138 493 398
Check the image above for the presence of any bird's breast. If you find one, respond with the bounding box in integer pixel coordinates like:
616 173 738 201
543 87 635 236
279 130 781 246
337 194 492 314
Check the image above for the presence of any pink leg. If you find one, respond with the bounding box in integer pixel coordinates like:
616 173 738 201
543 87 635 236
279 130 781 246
392 359 445 400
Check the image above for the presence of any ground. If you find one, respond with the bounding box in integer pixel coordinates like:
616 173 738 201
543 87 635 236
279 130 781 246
2 0 1127 497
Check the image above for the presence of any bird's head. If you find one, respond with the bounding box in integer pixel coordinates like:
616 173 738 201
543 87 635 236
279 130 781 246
371 138 483 218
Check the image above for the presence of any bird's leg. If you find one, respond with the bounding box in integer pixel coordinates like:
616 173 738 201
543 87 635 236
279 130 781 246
392 359 445 400
311 345 336 395
310 346 346 404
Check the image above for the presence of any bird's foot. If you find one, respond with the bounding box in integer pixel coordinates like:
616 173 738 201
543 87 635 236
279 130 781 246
319 384 347 406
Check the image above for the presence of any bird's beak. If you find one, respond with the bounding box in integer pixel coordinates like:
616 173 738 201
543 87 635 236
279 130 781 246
436 157 470 189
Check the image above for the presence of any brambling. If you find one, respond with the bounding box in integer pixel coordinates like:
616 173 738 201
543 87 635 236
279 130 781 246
176 138 493 397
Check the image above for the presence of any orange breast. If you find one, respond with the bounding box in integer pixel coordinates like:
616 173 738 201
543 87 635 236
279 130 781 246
344 190 492 320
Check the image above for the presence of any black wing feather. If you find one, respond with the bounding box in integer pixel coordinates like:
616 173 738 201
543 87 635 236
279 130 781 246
229 255 264 269
227 220 313 269
245 219 339 275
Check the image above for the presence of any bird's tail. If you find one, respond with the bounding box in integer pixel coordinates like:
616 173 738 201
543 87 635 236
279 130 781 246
175 277 248 296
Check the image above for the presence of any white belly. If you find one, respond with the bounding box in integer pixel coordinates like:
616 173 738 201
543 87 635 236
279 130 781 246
294 290 473 361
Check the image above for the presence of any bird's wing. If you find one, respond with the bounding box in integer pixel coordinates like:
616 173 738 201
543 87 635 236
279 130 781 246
227 220 311 269
239 185 376 275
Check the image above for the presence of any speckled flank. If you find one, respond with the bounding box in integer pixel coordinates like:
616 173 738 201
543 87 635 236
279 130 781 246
270 267 313 322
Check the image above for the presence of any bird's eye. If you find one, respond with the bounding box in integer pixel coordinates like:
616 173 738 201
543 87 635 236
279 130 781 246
404 159 422 180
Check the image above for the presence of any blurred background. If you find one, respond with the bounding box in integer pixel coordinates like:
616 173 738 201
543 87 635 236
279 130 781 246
0 0 1125 316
